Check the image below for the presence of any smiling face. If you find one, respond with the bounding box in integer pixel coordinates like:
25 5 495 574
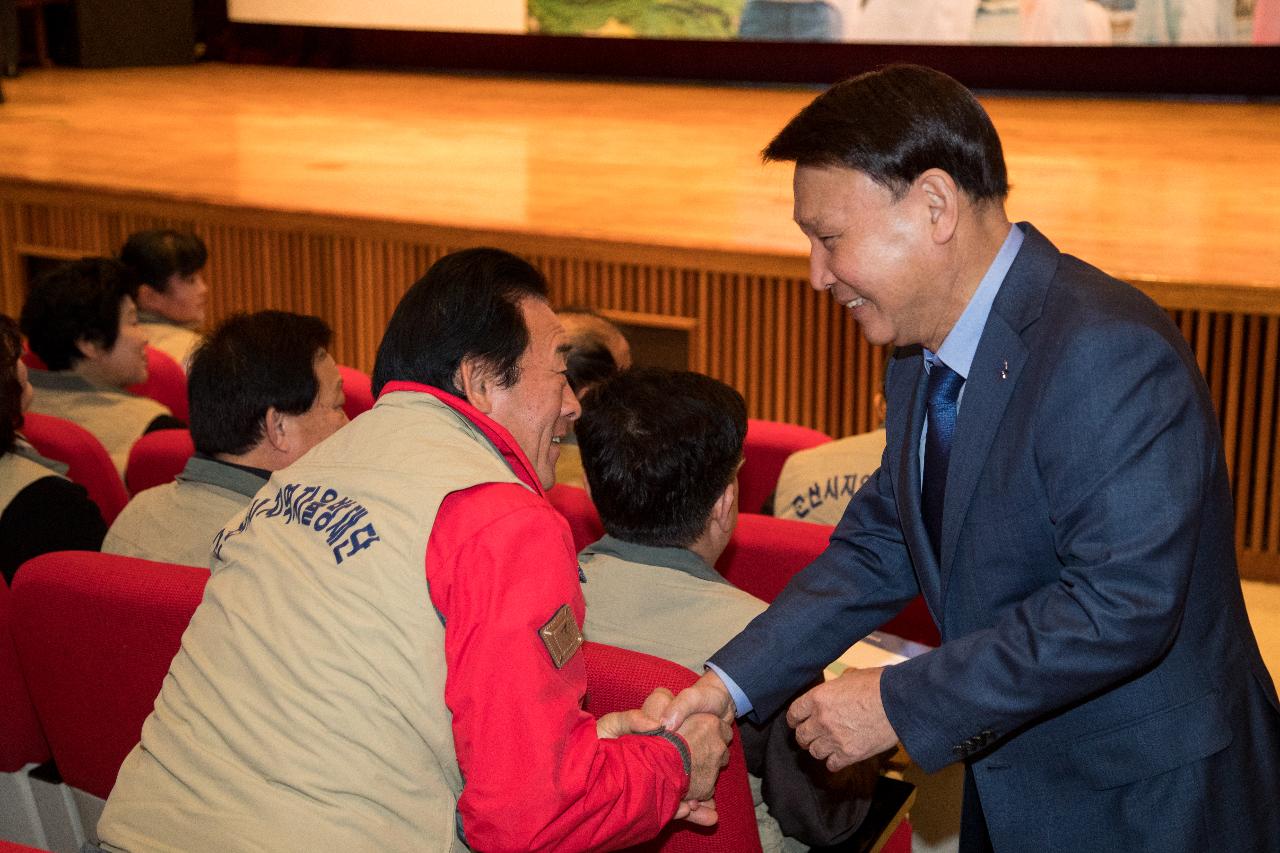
141 270 208 326
483 298 582 489
794 164 955 352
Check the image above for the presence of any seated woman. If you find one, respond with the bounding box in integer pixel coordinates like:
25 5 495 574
20 258 184 478
0 314 106 584
120 229 209 370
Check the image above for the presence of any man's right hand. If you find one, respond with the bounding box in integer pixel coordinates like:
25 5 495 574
659 670 737 732
676 711 731 801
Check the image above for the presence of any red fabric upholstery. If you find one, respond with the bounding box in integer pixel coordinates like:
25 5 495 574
717 515 941 648
716 513 832 604
126 346 189 422
20 411 128 525
581 642 762 853
125 428 195 495
0 841 53 852
740 419 832 514
10 552 207 799
882 818 913 853
0 576 50 772
547 484 604 552
338 364 374 419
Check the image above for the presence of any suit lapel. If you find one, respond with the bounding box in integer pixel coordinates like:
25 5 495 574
938 223 1058 596
894 354 944 610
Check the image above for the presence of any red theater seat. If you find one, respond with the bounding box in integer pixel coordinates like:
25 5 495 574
125 429 195 494
338 364 374 419
740 419 832 514
126 347 189 422
581 642 762 853
547 484 604 552
0 576 50 773
10 552 207 800
717 514 940 648
20 412 129 525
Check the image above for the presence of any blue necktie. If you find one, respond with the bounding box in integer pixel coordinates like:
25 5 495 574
922 362 964 561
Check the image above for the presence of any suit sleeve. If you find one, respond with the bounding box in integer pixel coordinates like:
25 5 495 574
428 484 688 853
710 426 922 722
881 320 1215 772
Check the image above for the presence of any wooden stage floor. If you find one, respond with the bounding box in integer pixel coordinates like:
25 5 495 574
1 63 1279 294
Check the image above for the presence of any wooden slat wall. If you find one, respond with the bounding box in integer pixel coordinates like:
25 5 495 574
2 188 1277 582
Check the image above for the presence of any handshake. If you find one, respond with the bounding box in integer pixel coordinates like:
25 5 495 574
596 672 739 827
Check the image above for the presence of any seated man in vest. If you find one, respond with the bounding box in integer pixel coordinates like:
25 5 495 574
771 389 886 525
20 257 183 478
98 248 730 853
103 311 348 567
577 367 885 853
120 229 209 370
554 306 632 489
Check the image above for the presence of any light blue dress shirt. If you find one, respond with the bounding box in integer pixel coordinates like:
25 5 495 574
710 224 1025 717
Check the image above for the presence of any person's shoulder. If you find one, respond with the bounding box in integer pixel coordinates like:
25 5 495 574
439 482 564 542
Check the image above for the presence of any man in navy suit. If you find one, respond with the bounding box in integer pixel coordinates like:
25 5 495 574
661 64 1280 851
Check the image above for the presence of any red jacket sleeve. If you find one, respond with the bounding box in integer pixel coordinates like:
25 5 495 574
428 482 688 853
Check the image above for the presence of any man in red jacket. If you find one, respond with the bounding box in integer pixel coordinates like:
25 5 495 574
98 248 729 853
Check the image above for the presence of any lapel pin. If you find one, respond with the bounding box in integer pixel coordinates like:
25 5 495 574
1000 359 1009 380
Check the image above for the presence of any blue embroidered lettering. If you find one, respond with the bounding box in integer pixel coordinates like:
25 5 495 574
333 523 381 564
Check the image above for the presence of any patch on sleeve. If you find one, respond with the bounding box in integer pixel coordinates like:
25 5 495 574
539 604 583 669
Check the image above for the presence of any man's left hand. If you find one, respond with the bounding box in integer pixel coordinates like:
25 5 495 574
786 666 898 771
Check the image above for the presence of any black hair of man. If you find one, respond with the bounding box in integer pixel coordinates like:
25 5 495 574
577 367 747 549
763 63 1009 204
0 315 24 454
120 230 209 293
187 311 333 457
20 257 137 371
559 306 624 394
372 247 548 398
565 339 617 396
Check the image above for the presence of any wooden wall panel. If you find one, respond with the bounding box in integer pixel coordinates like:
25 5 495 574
0 186 1276 581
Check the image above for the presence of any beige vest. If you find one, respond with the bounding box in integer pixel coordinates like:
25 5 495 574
579 544 805 853
0 440 67 512
774 429 886 526
99 391 524 853
139 313 202 372
103 457 266 568
26 370 170 479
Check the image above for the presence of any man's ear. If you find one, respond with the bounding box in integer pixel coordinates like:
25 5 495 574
917 169 960 244
456 357 496 414
263 407 290 453
75 337 103 362
709 479 736 537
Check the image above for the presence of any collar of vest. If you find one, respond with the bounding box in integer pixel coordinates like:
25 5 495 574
8 436 69 477
580 535 730 587
178 455 269 499
138 310 198 330
377 380 544 496
26 367 119 394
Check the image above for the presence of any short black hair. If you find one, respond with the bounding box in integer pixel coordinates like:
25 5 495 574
565 338 618 395
0 315 24 454
372 248 549 397
120 230 208 293
560 306 624 394
187 311 332 457
577 368 747 549
763 64 1008 203
20 258 136 371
